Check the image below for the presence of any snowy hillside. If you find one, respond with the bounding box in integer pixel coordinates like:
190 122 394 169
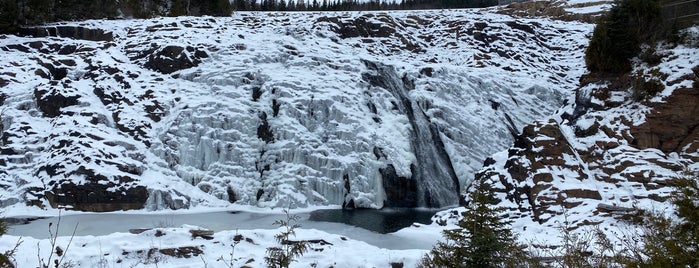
0 10 591 212
470 26 699 242
0 2 695 267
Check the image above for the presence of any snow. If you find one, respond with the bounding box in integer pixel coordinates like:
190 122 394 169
0 205 464 267
1 224 428 268
4 4 692 267
0 5 596 265
0 9 592 211
468 24 699 258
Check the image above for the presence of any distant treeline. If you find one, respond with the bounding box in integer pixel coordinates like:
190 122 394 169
0 0 498 33
243 0 497 11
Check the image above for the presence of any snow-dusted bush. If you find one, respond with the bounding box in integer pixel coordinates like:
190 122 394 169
265 209 308 268
624 172 699 267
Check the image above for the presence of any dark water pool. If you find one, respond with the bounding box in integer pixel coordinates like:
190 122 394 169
308 208 439 233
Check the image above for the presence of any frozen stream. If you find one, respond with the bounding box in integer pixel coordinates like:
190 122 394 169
5 209 441 250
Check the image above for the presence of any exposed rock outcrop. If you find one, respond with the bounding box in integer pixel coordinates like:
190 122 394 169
44 181 148 212
474 38 698 227
631 87 699 155
18 26 114 42
34 85 80 118
142 45 208 74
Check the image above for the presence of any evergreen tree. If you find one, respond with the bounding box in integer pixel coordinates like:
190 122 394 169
53 0 77 20
0 0 18 33
234 0 247 11
421 179 526 268
296 0 306 11
627 173 699 267
123 0 146 18
24 0 53 24
210 0 232 16
265 209 308 268
0 216 15 267
170 0 188 16
585 0 662 73
90 0 118 19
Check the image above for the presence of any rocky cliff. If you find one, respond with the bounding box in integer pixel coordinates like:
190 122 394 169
0 10 591 211
473 27 698 230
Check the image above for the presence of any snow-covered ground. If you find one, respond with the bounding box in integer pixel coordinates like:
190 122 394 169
2 222 434 267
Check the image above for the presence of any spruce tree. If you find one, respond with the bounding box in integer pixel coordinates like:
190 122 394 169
169 0 188 16
627 173 699 267
0 0 18 34
216 0 233 15
234 0 247 11
421 179 526 268
0 216 13 267
24 0 53 24
585 0 662 74
265 209 308 268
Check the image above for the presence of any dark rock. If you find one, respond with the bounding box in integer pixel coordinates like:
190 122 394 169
420 67 433 77
481 119 591 223
58 59 76 66
129 228 151 234
272 99 280 117
631 87 699 153
372 147 386 160
390 262 404 268
158 246 203 258
381 164 418 207
34 87 79 118
483 157 496 167
257 112 274 143
367 101 378 114
251 86 263 101
256 189 264 201
189 229 214 240
315 14 421 52
342 174 354 209
505 21 536 34
488 99 500 110
227 186 237 203
574 121 600 137
285 239 333 246
58 45 77 55
37 61 68 80
4 44 30 53
143 45 208 74
44 181 148 212
18 26 114 42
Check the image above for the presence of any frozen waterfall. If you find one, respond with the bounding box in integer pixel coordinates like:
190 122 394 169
362 61 461 208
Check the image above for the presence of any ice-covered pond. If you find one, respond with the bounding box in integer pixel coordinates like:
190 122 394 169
5 208 442 250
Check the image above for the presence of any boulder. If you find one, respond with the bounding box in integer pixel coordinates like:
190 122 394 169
44 181 148 212
143 45 208 74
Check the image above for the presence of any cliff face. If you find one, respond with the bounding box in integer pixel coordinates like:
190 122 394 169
474 29 699 229
631 87 699 156
0 10 591 211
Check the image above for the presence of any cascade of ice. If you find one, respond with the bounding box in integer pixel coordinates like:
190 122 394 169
362 61 460 208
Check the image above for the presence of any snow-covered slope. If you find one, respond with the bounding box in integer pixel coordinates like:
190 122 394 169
469 26 699 241
0 10 591 211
